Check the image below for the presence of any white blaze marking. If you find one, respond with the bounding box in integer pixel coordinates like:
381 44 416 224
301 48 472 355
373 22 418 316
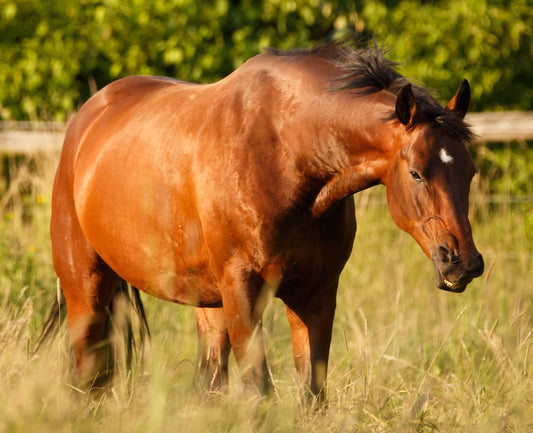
439 148 454 165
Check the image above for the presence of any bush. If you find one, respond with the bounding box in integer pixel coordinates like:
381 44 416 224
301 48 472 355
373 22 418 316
0 0 531 120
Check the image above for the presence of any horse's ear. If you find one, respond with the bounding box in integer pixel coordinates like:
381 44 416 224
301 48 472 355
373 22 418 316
446 79 470 119
395 84 417 127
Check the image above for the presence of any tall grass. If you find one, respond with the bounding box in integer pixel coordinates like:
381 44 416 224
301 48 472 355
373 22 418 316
0 147 531 432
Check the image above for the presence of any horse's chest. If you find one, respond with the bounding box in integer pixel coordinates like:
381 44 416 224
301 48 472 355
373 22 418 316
274 202 357 293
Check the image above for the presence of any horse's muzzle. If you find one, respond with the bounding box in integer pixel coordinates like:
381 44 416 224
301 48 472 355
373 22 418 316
432 243 484 293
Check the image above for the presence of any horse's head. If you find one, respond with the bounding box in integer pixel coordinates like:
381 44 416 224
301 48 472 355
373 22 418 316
385 80 484 292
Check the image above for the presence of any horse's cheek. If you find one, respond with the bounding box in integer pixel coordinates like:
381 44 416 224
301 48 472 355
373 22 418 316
386 175 409 233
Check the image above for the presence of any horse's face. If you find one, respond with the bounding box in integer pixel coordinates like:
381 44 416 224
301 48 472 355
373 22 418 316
385 81 484 292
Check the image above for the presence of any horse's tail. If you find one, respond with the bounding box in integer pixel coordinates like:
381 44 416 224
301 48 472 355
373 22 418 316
106 280 151 374
34 279 151 387
32 279 67 354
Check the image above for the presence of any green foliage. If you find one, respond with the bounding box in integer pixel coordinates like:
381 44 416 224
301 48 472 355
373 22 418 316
359 0 533 111
0 0 531 120
472 142 533 196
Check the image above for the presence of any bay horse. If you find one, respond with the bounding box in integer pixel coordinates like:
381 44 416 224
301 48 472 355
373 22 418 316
45 42 484 400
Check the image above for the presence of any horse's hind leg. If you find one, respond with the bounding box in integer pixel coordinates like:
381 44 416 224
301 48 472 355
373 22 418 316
51 191 120 388
194 307 231 393
63 261 120 388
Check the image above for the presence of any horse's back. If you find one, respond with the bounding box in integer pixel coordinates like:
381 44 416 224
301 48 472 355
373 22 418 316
56 76 191 183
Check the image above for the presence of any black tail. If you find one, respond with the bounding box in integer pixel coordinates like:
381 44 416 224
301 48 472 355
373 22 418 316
107 280 151 372
34 279 151 387
33 280 67 354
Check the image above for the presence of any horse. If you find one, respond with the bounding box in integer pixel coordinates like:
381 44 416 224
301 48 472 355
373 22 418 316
43 42 484 400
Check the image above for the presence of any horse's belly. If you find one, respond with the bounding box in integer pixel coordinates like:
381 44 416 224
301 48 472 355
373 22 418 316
74 159 220 306
83 212 221 306
83 209 220 305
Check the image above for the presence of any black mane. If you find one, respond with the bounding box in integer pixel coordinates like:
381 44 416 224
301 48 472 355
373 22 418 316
267 43 475 144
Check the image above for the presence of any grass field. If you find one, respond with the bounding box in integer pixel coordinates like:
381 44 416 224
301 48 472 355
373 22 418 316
0 150 531 432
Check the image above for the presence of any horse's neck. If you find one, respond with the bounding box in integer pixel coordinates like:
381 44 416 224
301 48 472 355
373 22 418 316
292 90 400 217
220 56 401 216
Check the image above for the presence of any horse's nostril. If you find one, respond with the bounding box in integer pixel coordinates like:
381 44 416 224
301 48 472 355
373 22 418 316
438 243 450 263
438 243 460 264
450 252 461 264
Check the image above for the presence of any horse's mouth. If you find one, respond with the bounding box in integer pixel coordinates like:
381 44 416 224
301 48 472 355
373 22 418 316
431 247 484 293
439 278 468 293
433 260 470 293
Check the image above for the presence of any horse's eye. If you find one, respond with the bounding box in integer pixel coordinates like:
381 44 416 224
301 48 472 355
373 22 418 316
410 170 423 182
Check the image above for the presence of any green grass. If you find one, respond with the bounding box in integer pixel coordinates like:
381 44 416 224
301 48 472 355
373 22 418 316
0 151 531 432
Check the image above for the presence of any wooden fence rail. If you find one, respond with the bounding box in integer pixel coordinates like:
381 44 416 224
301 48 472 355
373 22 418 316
1 112 532 154
467 111 533 143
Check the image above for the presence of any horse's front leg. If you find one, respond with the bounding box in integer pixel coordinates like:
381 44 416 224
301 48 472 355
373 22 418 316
285 282 338 403
194 307 231 393
220 267 271 395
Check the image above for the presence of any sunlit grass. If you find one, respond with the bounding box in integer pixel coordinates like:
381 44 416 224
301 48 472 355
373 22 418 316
0 151 531 432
